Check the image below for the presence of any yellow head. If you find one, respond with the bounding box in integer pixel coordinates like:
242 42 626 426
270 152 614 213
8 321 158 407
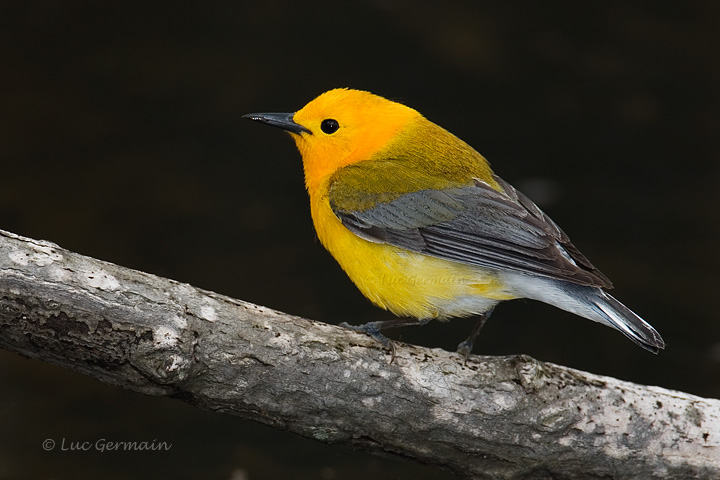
245 88 420 190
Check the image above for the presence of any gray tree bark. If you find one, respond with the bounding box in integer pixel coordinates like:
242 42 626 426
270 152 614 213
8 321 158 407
0 229 718 479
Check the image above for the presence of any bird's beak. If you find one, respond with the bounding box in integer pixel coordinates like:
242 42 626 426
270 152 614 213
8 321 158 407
243 112 311 135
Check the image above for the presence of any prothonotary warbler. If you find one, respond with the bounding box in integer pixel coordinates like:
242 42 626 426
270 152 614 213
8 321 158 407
244 88 665 360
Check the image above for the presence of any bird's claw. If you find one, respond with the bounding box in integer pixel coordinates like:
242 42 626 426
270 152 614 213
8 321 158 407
339 321 397 363
456 340 473 365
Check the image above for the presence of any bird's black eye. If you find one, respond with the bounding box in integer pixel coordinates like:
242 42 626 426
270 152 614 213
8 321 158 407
320 119 340 134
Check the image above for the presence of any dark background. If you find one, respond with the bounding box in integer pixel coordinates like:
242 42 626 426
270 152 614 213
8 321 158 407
1 1 718 479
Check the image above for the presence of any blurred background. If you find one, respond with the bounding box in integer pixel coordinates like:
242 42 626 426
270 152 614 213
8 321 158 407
1 1 718 478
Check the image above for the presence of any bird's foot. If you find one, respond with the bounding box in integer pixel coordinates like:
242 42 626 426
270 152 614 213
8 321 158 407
455 308 495 365
339 321 397 362
456 339 474 365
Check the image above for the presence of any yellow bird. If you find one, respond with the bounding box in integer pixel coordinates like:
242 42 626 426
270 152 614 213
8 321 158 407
244 88 664 359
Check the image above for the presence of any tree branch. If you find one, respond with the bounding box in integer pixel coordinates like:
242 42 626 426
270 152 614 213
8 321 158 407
0 229 717 479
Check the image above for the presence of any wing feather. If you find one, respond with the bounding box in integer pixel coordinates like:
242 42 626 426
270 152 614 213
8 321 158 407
330 171 612 288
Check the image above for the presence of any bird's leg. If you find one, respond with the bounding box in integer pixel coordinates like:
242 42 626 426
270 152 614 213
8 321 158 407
456 307 495 363
339 318 432 362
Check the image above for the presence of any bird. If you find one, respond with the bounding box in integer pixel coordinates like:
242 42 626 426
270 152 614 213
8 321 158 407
244 88 664 360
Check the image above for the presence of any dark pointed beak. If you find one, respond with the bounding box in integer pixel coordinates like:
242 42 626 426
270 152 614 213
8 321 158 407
242 112 311 135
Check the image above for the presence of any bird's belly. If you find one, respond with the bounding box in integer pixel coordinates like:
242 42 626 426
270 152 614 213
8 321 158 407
313 202 516 319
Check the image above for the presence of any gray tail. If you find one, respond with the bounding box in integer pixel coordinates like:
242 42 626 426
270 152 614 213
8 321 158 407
550 283 666 353
589 290 665 353
509 275 666 353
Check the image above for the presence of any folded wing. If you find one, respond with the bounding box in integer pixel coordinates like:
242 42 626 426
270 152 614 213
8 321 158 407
330 172 612 288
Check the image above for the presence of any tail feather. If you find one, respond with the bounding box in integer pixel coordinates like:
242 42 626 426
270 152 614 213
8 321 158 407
591 291 665 353
503 274 665 353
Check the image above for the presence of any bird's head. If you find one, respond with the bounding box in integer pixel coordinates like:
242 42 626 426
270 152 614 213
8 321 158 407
244 88 420 189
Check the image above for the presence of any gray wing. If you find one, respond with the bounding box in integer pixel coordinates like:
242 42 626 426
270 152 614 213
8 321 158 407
330 175 612 288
